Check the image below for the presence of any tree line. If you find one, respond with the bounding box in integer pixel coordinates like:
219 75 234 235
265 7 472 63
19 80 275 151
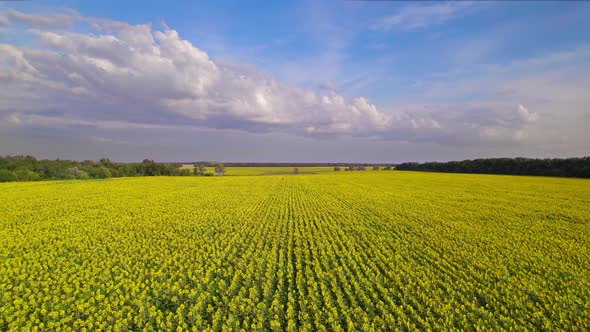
396 157 590 178
2 155 588 182
196 162 359 167
0 156 225 182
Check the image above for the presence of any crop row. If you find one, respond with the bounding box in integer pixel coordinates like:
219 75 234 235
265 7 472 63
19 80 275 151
1 172 589 330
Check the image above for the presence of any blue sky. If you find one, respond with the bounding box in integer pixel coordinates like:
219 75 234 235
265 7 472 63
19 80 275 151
1 1 589 162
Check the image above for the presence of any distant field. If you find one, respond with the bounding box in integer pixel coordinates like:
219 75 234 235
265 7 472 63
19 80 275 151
179 166 344 175
1 171 589 330
226 166 336 175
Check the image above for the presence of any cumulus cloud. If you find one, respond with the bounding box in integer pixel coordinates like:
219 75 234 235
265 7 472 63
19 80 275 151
373 103 540 146
0 10 536 146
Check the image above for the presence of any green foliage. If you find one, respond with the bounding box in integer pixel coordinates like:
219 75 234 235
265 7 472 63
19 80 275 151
139 159 160 176
215 163 225 175
397 157 590 177
347 164 367 171
14 169 40 181
94 166 112 179
0 169 16 182
1 155 589 182
65 167 87 179
179 169 192 176
0 156 183 181
194 164 207 176
1 172 588 330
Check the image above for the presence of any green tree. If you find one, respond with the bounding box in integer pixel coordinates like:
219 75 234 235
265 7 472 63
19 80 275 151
0 170 17 182
194 164 207 176
214 163 225 176
87 166 112 179
140 159 159 176
96 166 112 179
65 167 87 179
179 169 192 176
15 169 40 181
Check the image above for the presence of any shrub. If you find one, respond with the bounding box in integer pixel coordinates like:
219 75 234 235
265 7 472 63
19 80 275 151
66 167 87 179
179 169 192 176
0 170 17 182
15 169 40 181
88 166 112 179
96 166 112 179
215 163 225 176
194 164 207 176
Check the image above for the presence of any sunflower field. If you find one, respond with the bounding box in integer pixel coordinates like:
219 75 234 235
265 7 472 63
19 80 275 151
1 171 589 331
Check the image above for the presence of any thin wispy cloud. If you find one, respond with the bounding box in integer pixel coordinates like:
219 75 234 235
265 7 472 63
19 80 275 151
374 1 479 31
6 9 79 29
0 14 9 26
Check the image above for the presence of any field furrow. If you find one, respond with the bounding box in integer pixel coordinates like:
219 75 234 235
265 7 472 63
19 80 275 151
1 172 589 331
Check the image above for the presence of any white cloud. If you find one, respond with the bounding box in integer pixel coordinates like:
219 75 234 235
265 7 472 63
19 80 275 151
517 104 538 123
319 81 335 91
7 9 79 29
1 14 395 138
88 135 128 145
374 2 478 31
0 14 9 26
0 10 545 147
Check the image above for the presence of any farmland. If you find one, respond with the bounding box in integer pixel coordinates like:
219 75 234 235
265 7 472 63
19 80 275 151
179 166 337 176
1 171 589 330
225 166 335 176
